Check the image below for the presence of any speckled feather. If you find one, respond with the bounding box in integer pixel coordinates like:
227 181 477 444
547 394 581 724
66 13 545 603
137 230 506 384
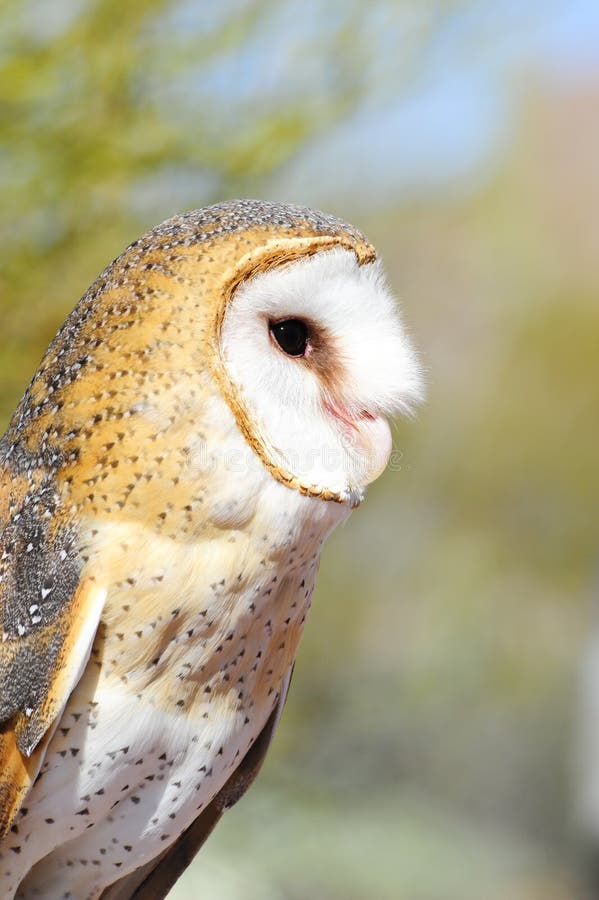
0 201 377 899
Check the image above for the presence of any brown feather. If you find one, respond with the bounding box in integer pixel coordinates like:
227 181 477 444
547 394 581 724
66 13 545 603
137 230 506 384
0 731 40 839
0 724 54 838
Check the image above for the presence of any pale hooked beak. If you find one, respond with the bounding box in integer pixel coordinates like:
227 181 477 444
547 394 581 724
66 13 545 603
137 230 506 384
324 401 393 495
351 413 393 485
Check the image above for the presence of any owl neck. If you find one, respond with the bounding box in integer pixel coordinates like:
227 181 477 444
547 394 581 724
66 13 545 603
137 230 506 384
80 388 350 698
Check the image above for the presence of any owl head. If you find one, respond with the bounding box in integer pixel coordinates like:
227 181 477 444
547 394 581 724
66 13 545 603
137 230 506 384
13 200 422 518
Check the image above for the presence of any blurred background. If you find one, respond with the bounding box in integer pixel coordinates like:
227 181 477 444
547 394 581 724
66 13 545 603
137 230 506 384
1 1 598 897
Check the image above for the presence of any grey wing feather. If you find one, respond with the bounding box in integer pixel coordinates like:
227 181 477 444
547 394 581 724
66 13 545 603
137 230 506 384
0 447 105 838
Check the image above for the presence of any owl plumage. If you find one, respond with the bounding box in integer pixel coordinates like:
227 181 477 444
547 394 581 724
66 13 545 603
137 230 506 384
0 200 422 898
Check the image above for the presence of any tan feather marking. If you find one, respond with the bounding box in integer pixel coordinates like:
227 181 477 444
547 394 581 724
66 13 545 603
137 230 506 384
0 727 50 839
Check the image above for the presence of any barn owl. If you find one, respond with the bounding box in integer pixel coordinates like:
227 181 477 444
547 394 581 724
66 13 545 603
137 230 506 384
0 200 422 898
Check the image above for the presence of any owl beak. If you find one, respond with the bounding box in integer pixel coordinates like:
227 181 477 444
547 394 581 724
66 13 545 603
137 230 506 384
324 401 393 489
352 412 393 486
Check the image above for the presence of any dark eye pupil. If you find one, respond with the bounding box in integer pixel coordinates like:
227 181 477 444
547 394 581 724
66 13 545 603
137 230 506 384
270 319 309 357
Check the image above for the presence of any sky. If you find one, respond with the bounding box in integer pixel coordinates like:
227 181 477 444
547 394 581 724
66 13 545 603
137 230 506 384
13 0 599 214
271 0 599 208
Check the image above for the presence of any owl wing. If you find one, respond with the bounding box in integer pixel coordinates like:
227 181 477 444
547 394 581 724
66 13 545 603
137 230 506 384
100 667 294 900
0 463 106 838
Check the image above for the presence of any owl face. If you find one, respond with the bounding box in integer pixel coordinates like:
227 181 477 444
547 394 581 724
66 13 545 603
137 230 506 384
219 247 422 505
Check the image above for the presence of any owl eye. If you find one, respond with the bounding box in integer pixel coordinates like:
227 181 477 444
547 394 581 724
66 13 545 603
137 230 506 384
269 318 309 357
